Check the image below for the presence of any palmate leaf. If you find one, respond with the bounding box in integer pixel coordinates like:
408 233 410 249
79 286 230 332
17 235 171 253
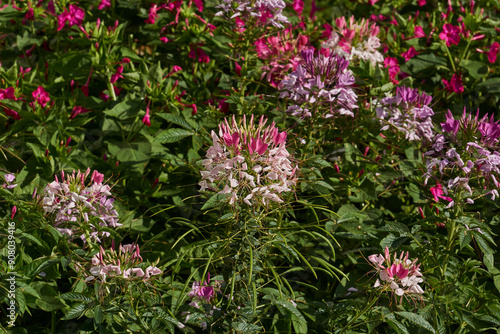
385 313 410 334
275 300 307 334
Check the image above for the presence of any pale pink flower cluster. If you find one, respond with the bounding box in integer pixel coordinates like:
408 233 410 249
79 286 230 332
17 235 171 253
322 16 384 66
84 243 161 282
376 86 435 141
369 247 424 298
199 115 297 207
215 0 289 28
424 109 500 206
42 169 120 243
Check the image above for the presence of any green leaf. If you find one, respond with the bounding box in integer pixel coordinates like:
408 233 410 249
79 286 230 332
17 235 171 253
460 60 488 79
401 54 448 75
385 313 410 334
231 322 262 333
154 128 194 143
275 300 307 333
62 303 87 320
396 311 435 333
103 100 145 119
108 141 152 173
157 113 194 130
59 292 93 303
201 193 228 211
94 305 103 324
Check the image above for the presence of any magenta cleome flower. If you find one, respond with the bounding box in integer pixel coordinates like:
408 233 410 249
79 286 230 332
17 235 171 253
199 115 297 208
188 273 215 302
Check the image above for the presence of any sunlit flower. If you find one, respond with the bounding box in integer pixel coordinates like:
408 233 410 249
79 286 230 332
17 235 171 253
279 48 358 118
42 169 120 244
215 0 289 28
376 86 434 141
199 115 296 208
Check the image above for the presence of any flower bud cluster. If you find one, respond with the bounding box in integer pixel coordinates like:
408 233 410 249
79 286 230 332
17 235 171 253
322 16 384 66
199 115 297 208
279 48 358 118
215 0 289 28
376 86 435 141
83 243 161 282
369 247 424 298
424 109 500 205
42 168 120 243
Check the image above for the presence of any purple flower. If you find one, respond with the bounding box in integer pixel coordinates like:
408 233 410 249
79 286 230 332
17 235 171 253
376 86 434 141
279 49 358 118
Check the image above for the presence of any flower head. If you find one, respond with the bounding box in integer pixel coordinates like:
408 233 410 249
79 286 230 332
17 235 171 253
82 243 161 283
57 4 85 31
42 169 120 244
279 48 358 118
32 86 50 108
369 247 424 299
376 86 434 141
215 0 289 28
199 115 296 208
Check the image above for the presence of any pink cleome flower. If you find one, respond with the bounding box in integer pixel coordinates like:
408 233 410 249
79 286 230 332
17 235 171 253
42 169 120 244
199 115 297 208
368 247 424 299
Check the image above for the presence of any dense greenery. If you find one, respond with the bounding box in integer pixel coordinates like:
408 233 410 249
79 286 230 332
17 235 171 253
1 0 500 333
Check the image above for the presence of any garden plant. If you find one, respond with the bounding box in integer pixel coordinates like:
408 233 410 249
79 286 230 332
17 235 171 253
1 0 500 333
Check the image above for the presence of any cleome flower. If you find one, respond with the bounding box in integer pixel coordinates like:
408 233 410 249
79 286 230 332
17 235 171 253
423 108 500 206
215 0 289 28
279 48 358 118
199 115 297 208
376 86 435 142
42 169 120 244
255 27 309 87
321 16 384 66
81 242 161 283
368 247 424 299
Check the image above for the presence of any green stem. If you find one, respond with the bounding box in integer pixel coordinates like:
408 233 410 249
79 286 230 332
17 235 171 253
444 44 456 72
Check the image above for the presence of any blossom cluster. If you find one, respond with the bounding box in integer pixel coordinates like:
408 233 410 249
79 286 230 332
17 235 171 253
215 0 289 28
255 27 309 87
321 16 384 66
424 109 500 206
199 115 296 207
376 86 435 141
369 247 424 298
83 243 161 282
42 169 120 244
279 48 358 118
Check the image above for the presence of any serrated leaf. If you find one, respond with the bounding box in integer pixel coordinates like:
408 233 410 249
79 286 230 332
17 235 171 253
62 303 87 320
157 113 193 130
60 292 93 303
231 322 262 332
396 311 435 333
385 313 410 334
154 128 194 143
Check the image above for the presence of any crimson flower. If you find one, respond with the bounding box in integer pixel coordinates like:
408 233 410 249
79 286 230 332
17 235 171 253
32 86 50 107
57 4 85 31
439 23 460 46
442 73 464 93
